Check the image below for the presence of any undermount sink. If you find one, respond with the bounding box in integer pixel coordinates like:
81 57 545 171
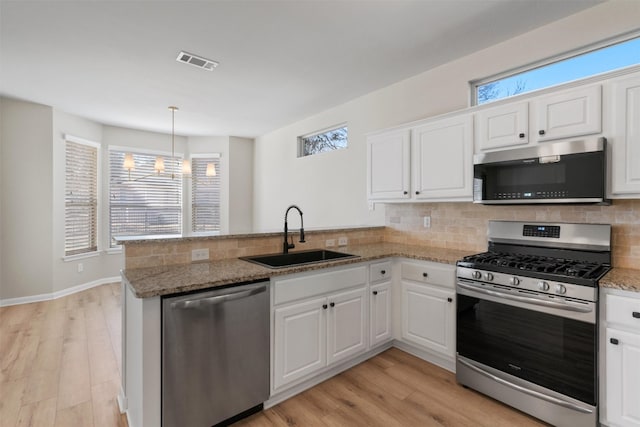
241 249 359 269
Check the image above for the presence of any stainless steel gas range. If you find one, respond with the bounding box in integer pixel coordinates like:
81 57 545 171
456 220 611 427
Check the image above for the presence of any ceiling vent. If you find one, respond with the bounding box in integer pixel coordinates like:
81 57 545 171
176 51 219 71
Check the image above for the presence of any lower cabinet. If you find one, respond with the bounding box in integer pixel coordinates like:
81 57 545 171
400 260 456 359
370 281 392 347
604 291 640 427
272 267 368 391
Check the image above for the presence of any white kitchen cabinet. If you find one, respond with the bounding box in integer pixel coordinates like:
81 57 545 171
604 291 640 427
273 296 327 390
369 261 393 347
411 114 473 200
610 74 640 196
326 287 368 365
366 128 411 200
475 101 529 151
400 261 456 359
533 84 602 142
272 265 369 391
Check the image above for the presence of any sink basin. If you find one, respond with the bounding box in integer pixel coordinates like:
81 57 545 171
241 249 358 269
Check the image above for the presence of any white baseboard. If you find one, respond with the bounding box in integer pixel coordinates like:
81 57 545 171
0 276 121 307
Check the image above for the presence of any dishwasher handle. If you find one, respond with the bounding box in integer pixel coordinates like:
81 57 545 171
171 283 267 310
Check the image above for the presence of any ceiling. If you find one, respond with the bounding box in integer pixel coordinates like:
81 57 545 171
0 1 602 138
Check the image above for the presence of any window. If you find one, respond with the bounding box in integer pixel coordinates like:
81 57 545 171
473 35 640 105
64 136 99 256
298 124 348 157
191 156 221 233
109 150 182 245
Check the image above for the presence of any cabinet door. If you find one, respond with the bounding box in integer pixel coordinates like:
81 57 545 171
367 129 411 200
327 287 367 366
370 281 392 347
611 74 640 196
411 114 473 200
401 281 455 357
475 101 529 152
606 328 640 427
273 297 326 390
534 84 601 142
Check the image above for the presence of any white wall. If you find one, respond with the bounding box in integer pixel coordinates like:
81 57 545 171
252 1 640 232
1 98 54 299
229 137 254 234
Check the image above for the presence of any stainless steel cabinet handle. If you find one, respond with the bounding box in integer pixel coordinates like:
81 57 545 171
458 357 593 414
172 285 266 309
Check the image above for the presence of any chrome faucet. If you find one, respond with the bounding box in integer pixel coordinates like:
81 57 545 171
283 205 305 254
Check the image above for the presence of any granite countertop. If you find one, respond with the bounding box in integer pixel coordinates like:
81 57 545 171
600 267 640 293
122 242 473 298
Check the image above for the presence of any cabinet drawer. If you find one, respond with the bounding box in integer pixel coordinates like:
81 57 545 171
606 294 640 330
370 261 392 283
274 266 367 306
401 261 455 288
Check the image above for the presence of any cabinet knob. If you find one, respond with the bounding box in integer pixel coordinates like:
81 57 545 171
373 291 378 296
538 130 546 136
633 311 640 319
330 302 335 307
322 304 328 310
403 191 408 195
519 133 525 139
415 191 420 195
422 272 428 278
447 297 453 303
380 270 386 275
610 338 619 345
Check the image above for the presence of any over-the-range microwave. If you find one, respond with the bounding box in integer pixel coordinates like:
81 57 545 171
473 137 609 205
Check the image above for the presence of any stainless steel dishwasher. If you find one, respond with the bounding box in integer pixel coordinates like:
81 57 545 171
162 280 270 427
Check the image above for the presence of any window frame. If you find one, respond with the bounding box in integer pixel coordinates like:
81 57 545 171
189 153 222 236
107 145 184 247
470 31 640 106
63 134 101 259
297 123 348 157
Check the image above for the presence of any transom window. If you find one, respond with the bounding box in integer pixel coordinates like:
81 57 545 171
473 34 640 105
298 124 348 157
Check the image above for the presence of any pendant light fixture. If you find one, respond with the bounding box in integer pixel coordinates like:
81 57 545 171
123 106 216 180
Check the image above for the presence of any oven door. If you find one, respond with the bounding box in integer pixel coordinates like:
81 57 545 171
456 280 597 407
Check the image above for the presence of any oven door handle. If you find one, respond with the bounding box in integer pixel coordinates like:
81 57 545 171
458 357 593 414
457 282 593 313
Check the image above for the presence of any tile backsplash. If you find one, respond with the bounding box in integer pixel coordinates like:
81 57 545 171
384 200 640 269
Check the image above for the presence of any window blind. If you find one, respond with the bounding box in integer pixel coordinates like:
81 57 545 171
109 150 182 245
65 140 98 256
192 157 221 233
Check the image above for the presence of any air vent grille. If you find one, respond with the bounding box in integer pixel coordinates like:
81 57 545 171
176 51 219 71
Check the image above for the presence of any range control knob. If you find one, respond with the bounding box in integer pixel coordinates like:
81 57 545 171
484 272 494 281
555 284 567 295
509 277 521 286
472 271 482 280
538 281 550 291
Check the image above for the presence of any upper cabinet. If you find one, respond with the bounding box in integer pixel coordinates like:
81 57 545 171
610 74 640 196
475 101 529 151
475 85 602 153
411 115 473 200
367 113 473 203
367 128 411 200
534 84 602 142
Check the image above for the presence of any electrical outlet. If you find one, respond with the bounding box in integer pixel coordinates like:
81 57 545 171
191 248 209 262
423 216 431 228
77 263 83 273
326 239 335 247
338 237 348 246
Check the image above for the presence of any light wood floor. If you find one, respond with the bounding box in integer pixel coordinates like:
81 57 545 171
1 284 546 427
0 283 127 427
